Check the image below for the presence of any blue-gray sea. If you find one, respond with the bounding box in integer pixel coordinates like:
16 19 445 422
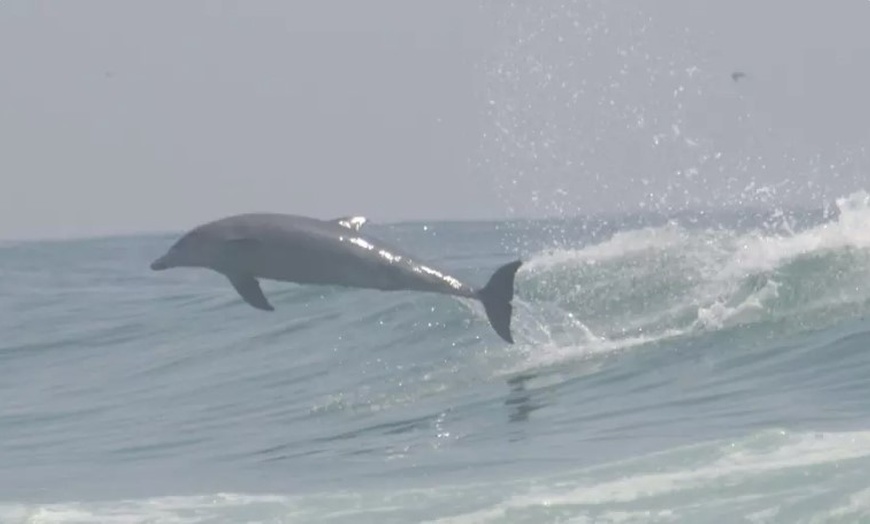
3 191 870 523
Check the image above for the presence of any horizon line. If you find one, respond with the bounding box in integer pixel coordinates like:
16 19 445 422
0 202 832 245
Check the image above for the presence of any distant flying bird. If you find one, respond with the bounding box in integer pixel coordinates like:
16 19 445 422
731 71 747 82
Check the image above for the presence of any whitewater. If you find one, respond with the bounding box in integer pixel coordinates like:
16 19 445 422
3 191 870 523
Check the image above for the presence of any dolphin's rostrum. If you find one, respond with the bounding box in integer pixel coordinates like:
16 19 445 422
150 213 523 343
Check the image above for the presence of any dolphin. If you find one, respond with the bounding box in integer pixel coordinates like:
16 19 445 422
150 213 523 343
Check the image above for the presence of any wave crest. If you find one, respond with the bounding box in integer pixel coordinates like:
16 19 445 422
514 191 870 363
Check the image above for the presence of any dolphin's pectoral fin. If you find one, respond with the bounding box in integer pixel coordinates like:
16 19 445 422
227 274 274 311
332 216 368 231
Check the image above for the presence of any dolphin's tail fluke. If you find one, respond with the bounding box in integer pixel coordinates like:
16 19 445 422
477 260 523 344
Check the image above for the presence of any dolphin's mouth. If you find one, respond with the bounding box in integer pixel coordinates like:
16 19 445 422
150 258 169 271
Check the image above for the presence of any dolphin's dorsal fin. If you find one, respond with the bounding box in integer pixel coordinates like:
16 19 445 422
333 216 368 231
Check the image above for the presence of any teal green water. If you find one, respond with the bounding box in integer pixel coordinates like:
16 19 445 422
3 192 870 523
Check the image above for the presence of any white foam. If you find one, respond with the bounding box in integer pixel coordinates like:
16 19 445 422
513 190 870 369
528 191 870 280
556 430 870 500
694 278 781 330
4 430 869 523
718 191 870 279
524 222 690 270
424 429 870 524
823 486 870 522
0 493 294 524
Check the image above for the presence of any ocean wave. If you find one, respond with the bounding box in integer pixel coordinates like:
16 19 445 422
511 191 870 369
5 429 867 524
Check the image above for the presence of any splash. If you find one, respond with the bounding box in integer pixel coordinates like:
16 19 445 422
477 1 870 222
512 191 870 368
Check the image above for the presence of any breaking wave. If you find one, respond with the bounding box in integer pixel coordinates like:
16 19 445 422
512 191 870 366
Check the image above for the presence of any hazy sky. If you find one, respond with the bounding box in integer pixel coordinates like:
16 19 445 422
2 1 869 240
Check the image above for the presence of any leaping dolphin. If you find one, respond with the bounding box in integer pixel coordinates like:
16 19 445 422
150 213 523 343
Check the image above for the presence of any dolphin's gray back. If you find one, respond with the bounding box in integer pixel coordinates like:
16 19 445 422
197 213 478 298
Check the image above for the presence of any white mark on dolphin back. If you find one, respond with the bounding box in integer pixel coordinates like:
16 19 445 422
415 264 463 290
339 235 402 263
378 249 402 263
336 216 368 231
348 237 374 250
339 234 461 290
